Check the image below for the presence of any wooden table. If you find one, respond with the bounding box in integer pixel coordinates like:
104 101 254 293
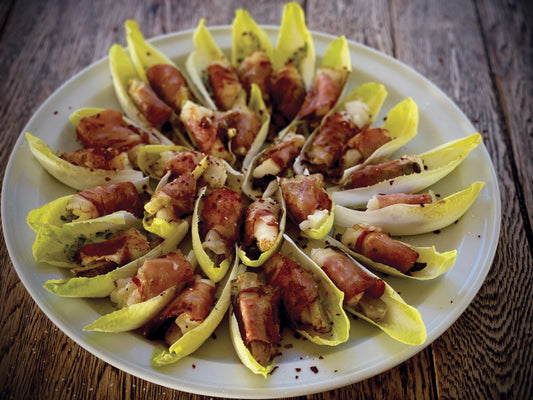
1 0 531 398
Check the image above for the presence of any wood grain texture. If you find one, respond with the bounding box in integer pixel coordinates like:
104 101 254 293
476 0 533 235
391 0 533 398
1 0 531 399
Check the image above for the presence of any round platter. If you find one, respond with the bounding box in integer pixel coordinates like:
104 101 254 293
1 26 501 398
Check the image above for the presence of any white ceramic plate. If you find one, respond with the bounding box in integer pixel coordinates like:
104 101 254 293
2 26 500 398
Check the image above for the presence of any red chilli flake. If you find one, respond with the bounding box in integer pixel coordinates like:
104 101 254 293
310 366 319 374
192 364 196 369
269 366 279 375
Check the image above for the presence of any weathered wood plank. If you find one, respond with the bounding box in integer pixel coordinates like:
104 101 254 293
391 0 533 398
476 0 533 235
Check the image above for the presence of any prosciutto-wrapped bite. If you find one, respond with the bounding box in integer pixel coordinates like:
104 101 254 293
366 192 434 210
310 247 387 322
163 150 206 179
142 275 216 342
280 173 334 238
208 59 243 111
127 79 174 127
112 251 195 309
180 101 234 163
65 182 144 221
76 109 150 150
217 105 262 157
306 112 359 173
231 272 281 367
252 131 306 180
144 172 197 221
270 64 306 129
200 187 245 259
347 156 424 189
242 198 281 259
73 227 151 278
146 64 194 113
342 127 391 169
238 50 273 105
264 253 331 333
340 224 420 274
60 147 130 171
296 66 347 125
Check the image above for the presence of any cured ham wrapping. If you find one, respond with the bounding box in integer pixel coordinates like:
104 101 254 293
73 227 151 277
144 275 216 343
200 187 245 258
146 64 194 113
136 251 194 301
307 112 358 172
242 198 280 259
264 253 331 333
280 173 331 226
341 224 421 274
65 182 144 221
296 67 347 125
348 156 424 189
146 172 197 220
311 247 387 321
270 64 306 128
232 272 281 366
128 79 174 127
217 105 261 156
180 102 233 163
238 50 273 105
367 193 433 210
76 109 149 150
252 131 305 180
163 150 205 179
207 59 243 110
60 147 129 170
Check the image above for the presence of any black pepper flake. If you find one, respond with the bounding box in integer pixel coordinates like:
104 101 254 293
192 364 196 369
269 366 279 375
53 111 58 115
310 366 319 374
389 180 394 185
295 368 301 372
319 356 323 360
105 177 111 181
433 230 441 234
295 376 299 379
334 370 338 373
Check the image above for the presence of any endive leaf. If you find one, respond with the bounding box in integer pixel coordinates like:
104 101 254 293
26 132 143 191
69 107 104 126
33 211 142 268
125 19 174 82
321 35 351 72
273 2 315 89
338 82 388 125
191 186 234 282
327 233 457 280
109 44 151 126
185 19 224 110
334 181 485 235
332 133 482 207
240 83 271 171
27 195 71 232
83 287 176 332
43 220 189 297
231 9 274 67
303 237 426 345
151 255 239 366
